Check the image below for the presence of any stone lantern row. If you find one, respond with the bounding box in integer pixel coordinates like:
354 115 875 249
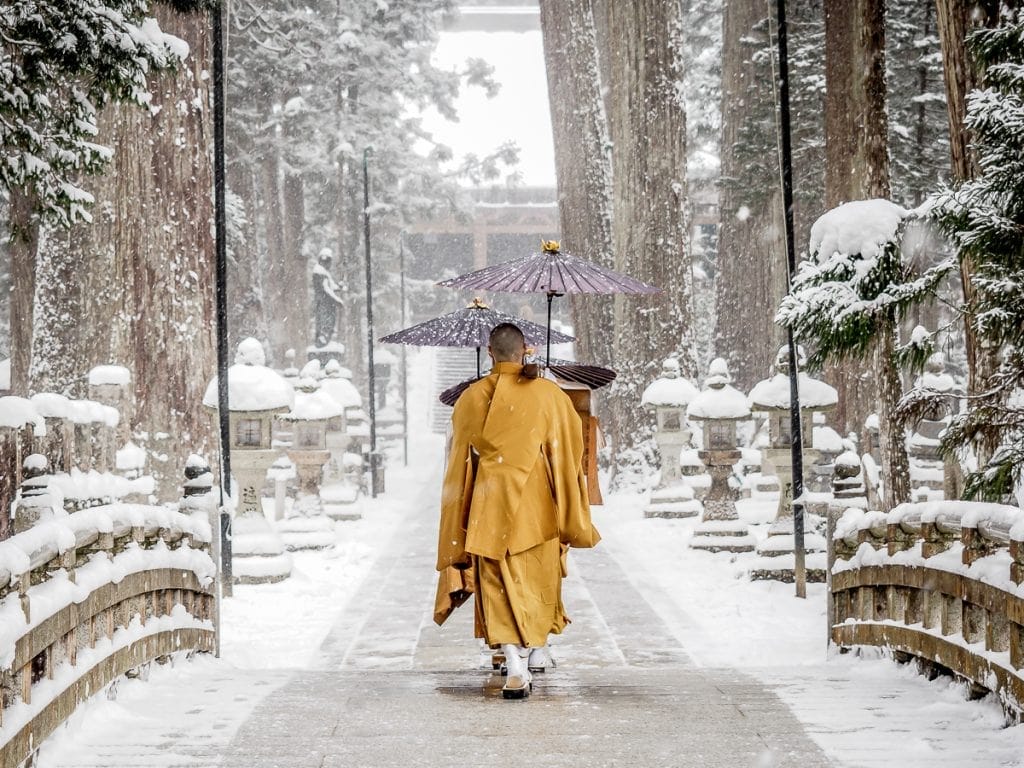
642 347 839 577
201 338 367 585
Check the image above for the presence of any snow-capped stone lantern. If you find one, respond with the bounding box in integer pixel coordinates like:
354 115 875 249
641 358 699 488
687 359 755 552
908 351 956 500
203 337 294 584
806 415 845 516
828 444 868 519
321 359 362 462
747 345 836 577
280 378 340 502
275 377 341 550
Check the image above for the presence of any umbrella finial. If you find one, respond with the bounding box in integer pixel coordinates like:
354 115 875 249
541 239 560 253
469 297 488 309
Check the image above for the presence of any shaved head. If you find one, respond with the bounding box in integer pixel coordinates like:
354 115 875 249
489 323 526 362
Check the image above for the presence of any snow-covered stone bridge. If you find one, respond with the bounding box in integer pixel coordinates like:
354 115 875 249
2 430 1021 768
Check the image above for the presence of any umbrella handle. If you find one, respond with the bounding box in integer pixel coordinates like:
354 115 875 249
546 293 553 365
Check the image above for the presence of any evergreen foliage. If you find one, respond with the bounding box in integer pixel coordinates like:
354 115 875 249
777 210 954 368
930 10 1024 500
0 1 186 225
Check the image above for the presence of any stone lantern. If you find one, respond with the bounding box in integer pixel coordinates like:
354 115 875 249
203 337 294 584
276 377 341 550
747 345 836 579
909 352 956 500
281 348 301 383
805 416 844 516
687 359 755 553
642 358 702 518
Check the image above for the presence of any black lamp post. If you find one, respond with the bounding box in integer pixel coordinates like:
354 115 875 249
211 1 232 619
363 147 383 496
774 0 807 598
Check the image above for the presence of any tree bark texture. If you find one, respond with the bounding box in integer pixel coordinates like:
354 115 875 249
823 0 889 438
8 190 38 395
280 112 309 359
338 153 367 385
538 0 616 369
934 0 1001 457
601 0 696 457
259 144 290 363
715 0 787 391
876 321 911 508
29 4 216 499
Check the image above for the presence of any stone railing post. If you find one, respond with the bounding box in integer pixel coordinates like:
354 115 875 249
921 518 955 558
14 454 53 533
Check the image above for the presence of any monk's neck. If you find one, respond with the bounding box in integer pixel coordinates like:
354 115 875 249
491 361 523 375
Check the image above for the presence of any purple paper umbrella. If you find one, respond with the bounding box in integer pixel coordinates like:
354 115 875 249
437 241 660 363
379 298 573 376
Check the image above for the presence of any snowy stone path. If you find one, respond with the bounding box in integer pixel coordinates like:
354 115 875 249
33 429 1024 767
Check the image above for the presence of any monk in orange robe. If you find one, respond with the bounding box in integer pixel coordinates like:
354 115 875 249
435 323 600 699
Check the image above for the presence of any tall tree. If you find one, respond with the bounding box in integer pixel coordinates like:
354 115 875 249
822 0 889 438
681 0 723 374
929 10 1024 500
886 0 956 374
1 0 189 393
934 0 1003 464
30 2 216 499
538 0 615 369
599 0 696 463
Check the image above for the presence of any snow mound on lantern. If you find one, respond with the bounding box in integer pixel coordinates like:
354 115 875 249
234 337 267 367
748 373 838 410
641 376 699 407
203 364 294 412
687 384 750 420
320 376 362 409
808 199 908 259
283 389 344 421
87 365 131 386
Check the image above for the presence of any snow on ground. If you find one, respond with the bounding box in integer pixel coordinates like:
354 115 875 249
30 348 1024 766
590 490 1024 766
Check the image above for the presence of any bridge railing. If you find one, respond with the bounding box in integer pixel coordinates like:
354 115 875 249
0 502 216 768
831 500 1024 721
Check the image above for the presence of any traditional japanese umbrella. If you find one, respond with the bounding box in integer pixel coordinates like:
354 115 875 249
438 359 616 407
379 297 574 376
436 240 661 364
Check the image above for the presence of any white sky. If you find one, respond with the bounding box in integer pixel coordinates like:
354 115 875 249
423 29 556 187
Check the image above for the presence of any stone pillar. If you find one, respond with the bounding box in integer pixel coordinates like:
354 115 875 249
279 448 335 551
690 448 755 552
15 455 53 533
230 449 293 585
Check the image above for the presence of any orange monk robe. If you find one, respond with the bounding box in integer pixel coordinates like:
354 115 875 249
435 361 600 647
